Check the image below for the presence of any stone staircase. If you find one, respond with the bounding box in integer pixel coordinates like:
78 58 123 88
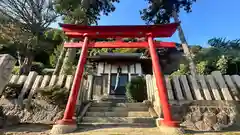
79 100 156 127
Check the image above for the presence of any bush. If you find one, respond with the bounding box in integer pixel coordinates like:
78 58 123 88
31 62 45 73
125 76 147 102
49 44 62 68
170 64 190 78
12 66 20 75
196 61 211 75
216 55 229 74
2 84 23 99
36 86 69 107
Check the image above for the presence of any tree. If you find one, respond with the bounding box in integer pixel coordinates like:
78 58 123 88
0 22 61 72
190 45 202 55
49 44 63 68
0 0 58 74
208 37 240 50
44 28 67 74
54 0 120 75
193 37 240 75
216 55 228 74
140 0 197 76
0 20 31 66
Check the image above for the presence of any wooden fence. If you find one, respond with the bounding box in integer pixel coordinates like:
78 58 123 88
146 71 240 103
3 70 240 106
3 72 93 106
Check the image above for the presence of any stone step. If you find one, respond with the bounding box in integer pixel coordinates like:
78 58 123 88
78 123 156 127
98 95 127 103
88 106 148 112
81 117 155 124
91 102 147 108
85 111 151 117
100 99 127 103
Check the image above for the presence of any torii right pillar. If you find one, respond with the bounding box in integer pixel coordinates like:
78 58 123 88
147 33 183 134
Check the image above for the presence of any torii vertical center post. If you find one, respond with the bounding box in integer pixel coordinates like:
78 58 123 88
57 23 180 127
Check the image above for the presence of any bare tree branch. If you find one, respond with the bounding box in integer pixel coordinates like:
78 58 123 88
0 0 59 36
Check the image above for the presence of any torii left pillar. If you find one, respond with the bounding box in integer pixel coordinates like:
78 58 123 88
51 35 89 134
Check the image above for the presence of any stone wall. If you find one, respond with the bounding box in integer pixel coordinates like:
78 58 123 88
0 98 64 128
171 101 240 131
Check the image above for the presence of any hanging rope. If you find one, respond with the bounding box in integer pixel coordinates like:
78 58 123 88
111 66 121 94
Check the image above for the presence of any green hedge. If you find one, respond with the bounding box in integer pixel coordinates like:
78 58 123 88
125 76 147 102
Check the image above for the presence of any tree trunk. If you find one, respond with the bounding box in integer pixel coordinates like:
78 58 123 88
17 50 23 66
60 47 76 75
172 9 197 77
19 35 39 75
19 54 33 75
53 46 67 75
60 4 89 75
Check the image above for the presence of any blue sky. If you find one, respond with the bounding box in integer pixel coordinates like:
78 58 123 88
51 0 240 47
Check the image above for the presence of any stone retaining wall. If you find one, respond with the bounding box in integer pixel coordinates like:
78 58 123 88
0 98 64 127
171 101 240 131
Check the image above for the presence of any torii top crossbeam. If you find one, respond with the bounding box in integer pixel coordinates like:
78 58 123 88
59 23 179 38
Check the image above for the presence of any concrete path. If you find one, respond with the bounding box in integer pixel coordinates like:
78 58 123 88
2 124 240 135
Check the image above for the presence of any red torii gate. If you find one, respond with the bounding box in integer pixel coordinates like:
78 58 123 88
57 23 179 127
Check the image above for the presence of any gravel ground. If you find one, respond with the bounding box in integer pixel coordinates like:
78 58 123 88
1 124 240 135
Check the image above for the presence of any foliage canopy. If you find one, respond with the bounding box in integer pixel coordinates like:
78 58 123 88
140 0 196 24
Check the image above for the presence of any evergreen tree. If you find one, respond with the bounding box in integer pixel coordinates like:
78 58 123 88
140 0 197 76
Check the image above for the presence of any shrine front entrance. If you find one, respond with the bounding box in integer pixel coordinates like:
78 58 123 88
110 74 128 95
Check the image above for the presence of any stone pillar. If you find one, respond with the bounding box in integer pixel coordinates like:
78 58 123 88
0 54 16 95
65 75 73 90
18 71 38 102
49 75 58 86
40 75 51 88
212 71 233 100
56 75 66 87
